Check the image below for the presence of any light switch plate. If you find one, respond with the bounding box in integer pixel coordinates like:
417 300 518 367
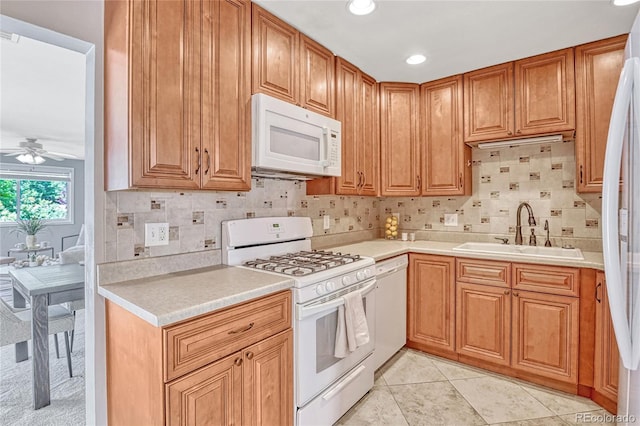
145 223 170 246
323 215 331 230
444 213 458 227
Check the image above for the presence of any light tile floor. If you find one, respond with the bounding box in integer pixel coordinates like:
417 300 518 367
336 349 616 426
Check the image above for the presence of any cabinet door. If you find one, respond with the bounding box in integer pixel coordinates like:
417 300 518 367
512 290 579 384
243 329 293 426
358 73 380 196
335 58 360 195
128 0 201 189
456 282 511 366
515 48 575 136
421 75 470 196
380 83 421 196
407 254 456 355
575 36 626 193
300 34 335 117
251 4 299 104
594 272 619 408
166 352 243 426
201 0 251 191
463 62 514 143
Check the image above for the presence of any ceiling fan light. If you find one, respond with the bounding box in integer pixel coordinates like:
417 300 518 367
612 0 640 5
16 153 46 164
348 0 376 15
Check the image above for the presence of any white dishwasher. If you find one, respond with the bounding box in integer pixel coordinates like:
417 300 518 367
373 254 408 370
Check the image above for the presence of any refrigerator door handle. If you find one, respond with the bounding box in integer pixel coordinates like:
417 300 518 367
603 57 640 370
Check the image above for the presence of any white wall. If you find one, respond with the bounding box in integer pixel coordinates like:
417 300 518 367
0 2 106 424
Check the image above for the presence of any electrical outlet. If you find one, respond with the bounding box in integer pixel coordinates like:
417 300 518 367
323 215 331 230
145 223 170 246
444 213 458 227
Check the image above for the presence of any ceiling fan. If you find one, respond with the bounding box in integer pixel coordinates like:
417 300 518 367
1 137 78 164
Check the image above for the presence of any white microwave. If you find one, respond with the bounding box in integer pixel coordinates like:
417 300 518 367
252 93 341 179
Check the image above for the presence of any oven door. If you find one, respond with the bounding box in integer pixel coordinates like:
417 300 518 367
295 279 376 407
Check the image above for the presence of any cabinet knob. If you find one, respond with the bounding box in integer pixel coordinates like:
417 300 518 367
595 282 602 303
516 129 521 134
194 147 201 175
507 131 513 136
246 351 254 360
459 173 463 189
204 148 210 175
234 357 243 366
579 165 583 184
513 292 519 297
417 175 421 190
504 290 510 295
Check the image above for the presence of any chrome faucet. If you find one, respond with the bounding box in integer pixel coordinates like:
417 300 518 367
515 202 536 245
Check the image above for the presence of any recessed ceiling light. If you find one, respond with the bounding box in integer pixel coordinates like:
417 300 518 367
348 0 376 16
612 0 640 5
406 54 427 65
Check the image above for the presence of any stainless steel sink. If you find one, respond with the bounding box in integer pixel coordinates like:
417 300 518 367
452 242 584 260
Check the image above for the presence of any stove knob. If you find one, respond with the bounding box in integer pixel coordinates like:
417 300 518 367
364 268 373 278
326 281 336 291
316 283 327 295
356 271 365 280
342 276 352 286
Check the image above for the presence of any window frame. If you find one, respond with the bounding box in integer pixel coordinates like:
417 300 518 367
0 163 75 226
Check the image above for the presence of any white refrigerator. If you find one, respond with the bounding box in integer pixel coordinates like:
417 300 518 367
602 9 640 423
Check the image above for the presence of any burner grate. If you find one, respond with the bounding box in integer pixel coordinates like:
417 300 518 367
243 250 362 276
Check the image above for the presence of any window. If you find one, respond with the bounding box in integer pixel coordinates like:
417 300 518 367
0 164 74 224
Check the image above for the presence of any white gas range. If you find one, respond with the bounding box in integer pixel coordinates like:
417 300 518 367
222 217 376 425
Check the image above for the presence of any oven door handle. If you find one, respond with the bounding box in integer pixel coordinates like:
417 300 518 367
296 279 376 320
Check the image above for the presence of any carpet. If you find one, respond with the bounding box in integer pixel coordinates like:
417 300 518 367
0 309 85 425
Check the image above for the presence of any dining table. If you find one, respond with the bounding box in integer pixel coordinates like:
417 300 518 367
9 263 85 409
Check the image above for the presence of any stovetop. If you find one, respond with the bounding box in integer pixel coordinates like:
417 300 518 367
243 250 362 276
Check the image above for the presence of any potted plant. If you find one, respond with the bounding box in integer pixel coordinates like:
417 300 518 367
12 217 47 248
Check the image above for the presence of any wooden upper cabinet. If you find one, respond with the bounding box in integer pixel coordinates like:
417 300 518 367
380 83 421 196
515 48 575 136
105 0 200 190
575 36 626 193
359 73 380 196
300 34 335 117
105 0 250 191
334 58 379 196
252 4 335 117
335 58 360 195
464 48 575 144
201 0 251 191
464 62 514 142
251 4 299 105
421 75 470 196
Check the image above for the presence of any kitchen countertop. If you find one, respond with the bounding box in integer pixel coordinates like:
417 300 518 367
98 265 294 327
328 239 605 270
98 239 604 327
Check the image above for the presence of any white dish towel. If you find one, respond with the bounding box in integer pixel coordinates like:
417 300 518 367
334 290 370 358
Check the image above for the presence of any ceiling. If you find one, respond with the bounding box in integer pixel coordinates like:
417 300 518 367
254 0 639 83
0 33 86 160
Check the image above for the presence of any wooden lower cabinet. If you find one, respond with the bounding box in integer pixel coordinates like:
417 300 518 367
166 330 293 426
407 254 456 357
106 291 293 426
593 272 619 413
456 282 510 366
511 290 579 384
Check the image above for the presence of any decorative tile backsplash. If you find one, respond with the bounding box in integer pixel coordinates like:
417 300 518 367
379 141 602 248
104 179 379 262
103 141 602 264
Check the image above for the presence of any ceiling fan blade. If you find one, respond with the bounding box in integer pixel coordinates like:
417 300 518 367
2 151 23 156
41 153 66 161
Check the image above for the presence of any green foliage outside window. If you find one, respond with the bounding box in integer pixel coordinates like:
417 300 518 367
0 179 68 222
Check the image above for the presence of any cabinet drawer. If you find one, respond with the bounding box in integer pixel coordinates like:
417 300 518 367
164 290 291 382
513 264 579 297
456 258 511 288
